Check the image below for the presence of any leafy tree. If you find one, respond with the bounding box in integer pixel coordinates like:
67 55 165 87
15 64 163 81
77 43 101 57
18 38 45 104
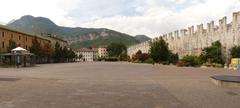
230 46 240 58
132 50 149 62
200 41 225 64
62 46 68 59
53 42 62 62
107 43 127 57
8 39 16 52
42 43 53 62
67 48 77 62
53 42 77 62
149 37 170 63
30 36 42 56
132 50 142 62
78 54 83 60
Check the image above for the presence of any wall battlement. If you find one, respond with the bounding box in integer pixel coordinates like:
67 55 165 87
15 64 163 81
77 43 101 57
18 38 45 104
128 11 240 59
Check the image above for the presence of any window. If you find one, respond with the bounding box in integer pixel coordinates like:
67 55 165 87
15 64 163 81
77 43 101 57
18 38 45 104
11 33 14 39
2 32 5 38
2 41 4 48
26 37 27 41
19 35 21 40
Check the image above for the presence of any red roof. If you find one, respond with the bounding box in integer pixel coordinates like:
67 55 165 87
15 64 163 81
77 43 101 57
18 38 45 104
78 48 98 52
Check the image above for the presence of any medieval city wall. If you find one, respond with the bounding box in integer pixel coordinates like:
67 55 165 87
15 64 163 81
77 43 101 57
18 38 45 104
127 11 240 59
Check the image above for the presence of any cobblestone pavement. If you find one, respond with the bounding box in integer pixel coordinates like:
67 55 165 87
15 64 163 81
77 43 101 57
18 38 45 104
0 62 240 108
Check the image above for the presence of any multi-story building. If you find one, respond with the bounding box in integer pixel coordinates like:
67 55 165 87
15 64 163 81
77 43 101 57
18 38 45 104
75 47 109 62
0 25 50 53
76 48 98 62
98 47 108 58
0 25 67 53
127 11 240 60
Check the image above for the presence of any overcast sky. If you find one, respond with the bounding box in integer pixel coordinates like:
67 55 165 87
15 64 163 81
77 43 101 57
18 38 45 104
0 0 240 38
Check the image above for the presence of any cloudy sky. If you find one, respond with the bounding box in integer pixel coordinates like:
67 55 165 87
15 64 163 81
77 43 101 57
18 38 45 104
0 0 240 38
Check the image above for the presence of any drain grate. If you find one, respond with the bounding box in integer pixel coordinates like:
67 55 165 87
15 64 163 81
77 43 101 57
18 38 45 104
0 78 21 82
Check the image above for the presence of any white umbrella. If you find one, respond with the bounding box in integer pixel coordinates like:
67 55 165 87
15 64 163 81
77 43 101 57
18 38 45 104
11 47 27 52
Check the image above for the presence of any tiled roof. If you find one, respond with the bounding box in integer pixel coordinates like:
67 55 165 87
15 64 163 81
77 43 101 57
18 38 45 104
78 48 98 52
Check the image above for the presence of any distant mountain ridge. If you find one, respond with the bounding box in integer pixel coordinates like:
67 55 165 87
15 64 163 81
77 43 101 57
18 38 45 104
7 15 151 48
134 35 151 42
0 21 5 25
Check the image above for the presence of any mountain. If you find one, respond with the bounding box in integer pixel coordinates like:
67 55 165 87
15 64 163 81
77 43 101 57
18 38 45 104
0 21 5 25
7 15 140 48
134 35 151 42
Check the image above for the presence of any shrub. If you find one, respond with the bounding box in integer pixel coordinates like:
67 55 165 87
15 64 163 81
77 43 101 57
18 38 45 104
98 57 103 61
200 41 225 65
143 58 155 64
160 61 170 65
169 53 179 64
132 50 150 63
119 53 128 61
101 57 119 62
176 60 186 67
181 55 203 67
202 63 223 68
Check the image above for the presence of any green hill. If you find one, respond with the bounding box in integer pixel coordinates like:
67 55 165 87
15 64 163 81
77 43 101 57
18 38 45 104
134 35 151 42
7 15 150 48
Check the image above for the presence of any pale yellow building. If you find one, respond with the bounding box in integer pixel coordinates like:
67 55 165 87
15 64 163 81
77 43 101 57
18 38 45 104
98 47 108 58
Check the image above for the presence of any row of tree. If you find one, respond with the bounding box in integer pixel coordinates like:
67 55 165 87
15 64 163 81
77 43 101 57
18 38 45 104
132 37 178 64
8 36 76 63
105 43 128 61
132 37 240 67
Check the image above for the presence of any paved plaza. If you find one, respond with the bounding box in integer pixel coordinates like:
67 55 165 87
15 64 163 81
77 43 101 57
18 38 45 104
0 62 240 108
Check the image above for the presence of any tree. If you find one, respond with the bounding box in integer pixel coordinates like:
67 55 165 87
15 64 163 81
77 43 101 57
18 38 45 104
8 39 16 52
42 43 53 63
30 36 42 56
62 46 68 60
200 41 225 64
132 50 149 62
30 36 44 63
78 54 83 60
230 46 240 58
66 48 77 62
53 42 62 62
107 43 127 57
149 37 170 63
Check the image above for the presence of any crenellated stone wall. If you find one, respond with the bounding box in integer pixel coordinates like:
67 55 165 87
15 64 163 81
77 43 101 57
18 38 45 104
127 11 240 59
127 41 150 58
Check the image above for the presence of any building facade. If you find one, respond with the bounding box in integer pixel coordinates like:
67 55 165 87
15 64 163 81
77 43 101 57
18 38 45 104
76 48 98 62
75 47 109 62
128 11 240 60
0 25 51 53
98 47 108 58
0 25 67 53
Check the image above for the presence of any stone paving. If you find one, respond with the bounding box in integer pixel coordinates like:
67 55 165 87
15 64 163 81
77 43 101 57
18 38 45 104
0 62 240 108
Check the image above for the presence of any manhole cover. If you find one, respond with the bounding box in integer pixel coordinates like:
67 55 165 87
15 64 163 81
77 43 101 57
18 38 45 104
0 78 21 82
